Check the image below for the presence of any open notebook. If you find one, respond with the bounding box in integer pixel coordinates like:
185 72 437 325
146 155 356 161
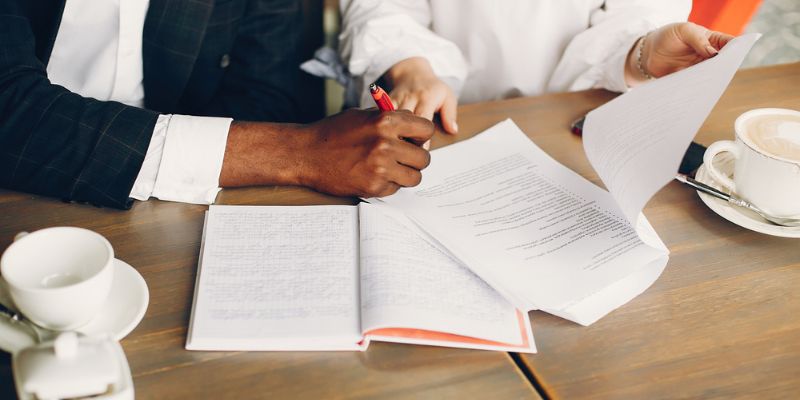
186 203 535 353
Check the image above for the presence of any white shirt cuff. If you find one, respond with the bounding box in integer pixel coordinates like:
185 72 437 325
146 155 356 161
129 115 231 205
602 33 643 93
130 114 169 201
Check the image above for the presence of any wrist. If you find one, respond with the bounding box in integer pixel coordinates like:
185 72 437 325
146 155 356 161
382 57 435 88
219 121 311 188
288 122 322 188
625 35 653 87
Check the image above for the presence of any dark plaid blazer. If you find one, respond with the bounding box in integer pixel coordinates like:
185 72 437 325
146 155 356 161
0 0 305 209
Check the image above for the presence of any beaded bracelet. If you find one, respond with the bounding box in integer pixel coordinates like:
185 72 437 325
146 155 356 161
637 32 654 80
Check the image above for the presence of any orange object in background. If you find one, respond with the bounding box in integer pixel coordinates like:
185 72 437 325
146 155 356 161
689 0 764 36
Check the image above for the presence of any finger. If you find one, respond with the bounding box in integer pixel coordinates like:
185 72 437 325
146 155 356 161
386 92 402 111
386 163 423 188
682 23 718 58
439 92 458 134
385 112 436 145
389 108 413 115
708 31 734 51
392 139 432 170
414 97 438 121
398 96 418 113
375 182 401 198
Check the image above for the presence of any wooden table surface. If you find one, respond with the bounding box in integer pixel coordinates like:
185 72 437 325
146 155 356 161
0 182 538 398
1 63 798 399
504 63 799 399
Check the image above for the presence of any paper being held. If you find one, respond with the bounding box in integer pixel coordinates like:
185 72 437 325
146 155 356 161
583 33 761 225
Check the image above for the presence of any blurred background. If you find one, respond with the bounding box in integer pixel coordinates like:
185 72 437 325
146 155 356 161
742 0 800 66
315 0 800 115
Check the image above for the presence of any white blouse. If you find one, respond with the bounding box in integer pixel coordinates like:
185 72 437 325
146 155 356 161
339 0 692 107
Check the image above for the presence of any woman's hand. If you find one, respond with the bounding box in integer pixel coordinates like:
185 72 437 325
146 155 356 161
626 22 735 86
381 57 459 134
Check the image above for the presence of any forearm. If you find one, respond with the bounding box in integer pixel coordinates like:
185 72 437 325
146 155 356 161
219 121 309 188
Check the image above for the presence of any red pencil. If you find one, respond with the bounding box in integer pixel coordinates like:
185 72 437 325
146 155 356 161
369 83 395 111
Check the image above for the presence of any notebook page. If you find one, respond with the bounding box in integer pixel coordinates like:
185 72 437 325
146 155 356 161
357 203 529 347
186 205 362 351
583 33 760 225
376 120 667 316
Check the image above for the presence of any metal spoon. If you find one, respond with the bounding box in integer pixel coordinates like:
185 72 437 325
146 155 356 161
675 174 800 227
0 304 43 353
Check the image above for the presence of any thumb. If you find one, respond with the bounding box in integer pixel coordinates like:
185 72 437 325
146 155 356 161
439 92 459 135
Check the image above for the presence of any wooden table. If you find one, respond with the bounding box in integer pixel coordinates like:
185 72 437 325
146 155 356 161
1 63 797 399
502 63 799 399
0 153 537 397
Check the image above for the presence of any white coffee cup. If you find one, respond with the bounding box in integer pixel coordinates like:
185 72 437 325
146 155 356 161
0 227 114 331
703 108 800 218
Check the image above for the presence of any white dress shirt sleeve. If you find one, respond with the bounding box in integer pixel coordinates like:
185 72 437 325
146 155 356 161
339 0 468 107
130 115 231 205
547 0 692 93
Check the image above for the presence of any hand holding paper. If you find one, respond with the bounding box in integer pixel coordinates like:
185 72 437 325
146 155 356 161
585 33 761 226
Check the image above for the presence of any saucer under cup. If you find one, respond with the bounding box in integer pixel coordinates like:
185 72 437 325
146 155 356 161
695 153 800 238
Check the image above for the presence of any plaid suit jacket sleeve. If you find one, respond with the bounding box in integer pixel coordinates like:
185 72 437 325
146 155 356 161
0 1 160 209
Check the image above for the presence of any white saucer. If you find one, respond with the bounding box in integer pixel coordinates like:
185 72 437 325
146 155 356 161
76 259 149 340
695 155 800 238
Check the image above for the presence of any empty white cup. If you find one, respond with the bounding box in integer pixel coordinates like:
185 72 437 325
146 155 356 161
0 227 114 331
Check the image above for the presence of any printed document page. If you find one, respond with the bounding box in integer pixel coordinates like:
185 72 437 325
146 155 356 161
376 120 668 319
357 203 531 348
583 33 761 225
187 205 362 351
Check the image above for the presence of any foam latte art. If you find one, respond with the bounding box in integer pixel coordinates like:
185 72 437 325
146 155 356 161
742 114 800 162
